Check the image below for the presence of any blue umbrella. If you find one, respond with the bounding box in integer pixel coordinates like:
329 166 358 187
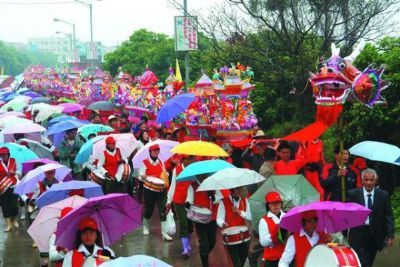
4 93 20 102
74 135 105 164
16 87 30 94
176 159 235 182
156 93 195 124
36 180 103 208
47 120 87 136
48 115 79 127
31 97 51 104
23 91 42 98
0 143 39 171
349 141 400 165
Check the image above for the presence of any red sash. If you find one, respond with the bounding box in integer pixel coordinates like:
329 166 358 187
103 148 121 179
71 249 105 267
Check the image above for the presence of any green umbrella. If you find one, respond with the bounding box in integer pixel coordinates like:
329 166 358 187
249 174 319 232
0 100 28 112
77 124 114 140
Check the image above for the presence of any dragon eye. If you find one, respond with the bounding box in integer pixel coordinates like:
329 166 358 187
339 62 346 70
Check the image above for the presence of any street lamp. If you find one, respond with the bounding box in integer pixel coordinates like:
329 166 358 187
74 0 102 66
53 18 77 62
56 31 73 63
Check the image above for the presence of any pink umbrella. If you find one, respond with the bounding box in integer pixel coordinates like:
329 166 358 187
77 97 94 106
27 195 86 252
131 139 179 168
280 201 371 233
55 193 143 250
59 103 84 113
0 111 26 118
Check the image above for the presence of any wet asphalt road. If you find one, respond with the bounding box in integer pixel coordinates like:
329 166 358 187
0 214 398 267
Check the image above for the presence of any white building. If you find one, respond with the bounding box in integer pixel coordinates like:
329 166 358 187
28 36 74 63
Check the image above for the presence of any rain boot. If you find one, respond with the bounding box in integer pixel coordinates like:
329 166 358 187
200 255 209 267
4 218 12 232
20 206 26 220
143 218 150 235
12 217 19 229
161 221 173 241
180 237 190 258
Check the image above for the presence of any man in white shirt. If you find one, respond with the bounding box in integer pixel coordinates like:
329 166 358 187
217 187 252 267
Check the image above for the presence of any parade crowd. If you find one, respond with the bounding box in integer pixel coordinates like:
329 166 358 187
0 108 396 267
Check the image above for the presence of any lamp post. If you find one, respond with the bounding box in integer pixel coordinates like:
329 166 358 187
74 0 101 67
53 18 77 62
56 31 73 63
183 0 189 89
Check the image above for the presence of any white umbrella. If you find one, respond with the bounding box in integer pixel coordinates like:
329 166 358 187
30 103 63 122
101 255 173 267
196 168 266 191
91 133 139 160
14 163 71 195
349 141 400 165
131 139 179 168
16 138 54 160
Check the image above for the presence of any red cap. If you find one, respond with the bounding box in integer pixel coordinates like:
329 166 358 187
301 210 317 220
60 207 73 219
149 144 160 151
265 191 282 203
0 147 9 155
105 136 116 145
79 217 98 231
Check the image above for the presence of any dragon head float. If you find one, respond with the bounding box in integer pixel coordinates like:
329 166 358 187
310 42 388 107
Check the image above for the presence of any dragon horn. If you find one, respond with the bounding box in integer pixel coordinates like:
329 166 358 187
331 43 340 56
344 41 366 62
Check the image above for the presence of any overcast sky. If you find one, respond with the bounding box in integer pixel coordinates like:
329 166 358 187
0 0 216 46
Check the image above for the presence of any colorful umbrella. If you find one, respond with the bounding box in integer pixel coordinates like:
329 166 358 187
349 141 400 165
0 99 28 111
58 103 84 113
101 255 173 267
280 201 371 233
131 139 179 168
55 193 143 250
77 124 114 140
196 168 265 191
77 97 94 106
27 195 86 252
249 175 320 232
0 143 39 171
22 158 58 174
36 181 103 208
176 159 235 182
171 141 228 157
14 163 71 195
74 135 106 164
16 138 54 160
91 133 137 158
87 101 115 111
23 91 42 99
156 93 195 124
47 119 87 136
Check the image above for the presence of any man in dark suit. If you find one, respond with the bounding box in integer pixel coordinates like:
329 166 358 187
347 168 394 267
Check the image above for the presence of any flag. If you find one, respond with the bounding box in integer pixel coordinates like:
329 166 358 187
175 59 182 82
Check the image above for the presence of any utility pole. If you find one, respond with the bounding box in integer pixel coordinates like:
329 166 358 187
89 3 94 67
184 0 189 89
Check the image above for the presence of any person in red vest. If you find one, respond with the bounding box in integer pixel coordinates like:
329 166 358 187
0 147 19 232
48 207 73 267
274 141 308 175
303 139 325 200
96 136 127 194
62 217 114 266
139 144 172 241
31 169 59 201
166 155 195 258
258 191 286 267
278 210 329 267
186 175 219 267
217 186 252 267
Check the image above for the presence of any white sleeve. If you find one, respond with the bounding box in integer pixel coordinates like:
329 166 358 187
103 246 115 258
259 218 272 247
240 198 252 221
62 251 73 267
96 152 107 175
31 183 41 200
186 185 194 204
278 235 295 267
216 200 226 228
138 162 147 177
167 168 177 204
49 233 66 262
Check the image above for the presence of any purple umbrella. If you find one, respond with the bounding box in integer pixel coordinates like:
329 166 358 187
36 181 103 208
77 97 94 106
22 158 58 174
23 91 42 99
280 201 371 233
55 193 142 250
156 93 195 124
58 103 84 113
